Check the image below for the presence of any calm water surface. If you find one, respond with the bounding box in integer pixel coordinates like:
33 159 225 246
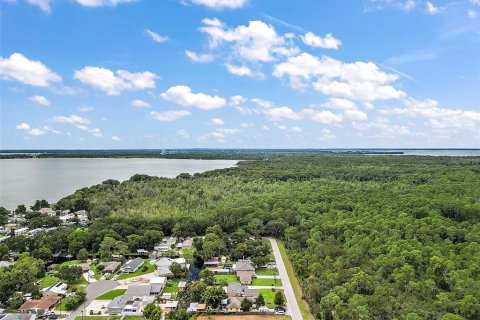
0 158 237 210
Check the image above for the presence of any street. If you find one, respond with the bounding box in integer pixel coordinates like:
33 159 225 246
267 237 303 320
65 280 118 320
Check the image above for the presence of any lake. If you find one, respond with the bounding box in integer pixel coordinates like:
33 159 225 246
0 158 238 210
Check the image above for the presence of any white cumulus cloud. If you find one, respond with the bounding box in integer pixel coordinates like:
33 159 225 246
74 0 137 7
161 85 226 110
185 51 215 63
150 110 191 121
29 95 51 106
74 66 158 95
301 32 342 49
0 53 61 87
131 99 150 108
211 118 224 125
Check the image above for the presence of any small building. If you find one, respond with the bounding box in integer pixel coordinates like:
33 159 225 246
136 249 149 256
243 287 259 299
225 297 243 312
204 257 221 267
178 281 187 293
19 295 61 314
234 259 255 285
121 257 144 273
98 261 121 274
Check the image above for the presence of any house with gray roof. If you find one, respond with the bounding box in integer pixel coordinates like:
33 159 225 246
120 258 144 273
234 259 255 284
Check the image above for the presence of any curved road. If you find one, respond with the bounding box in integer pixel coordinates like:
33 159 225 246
65 280 118 320
267 237 303 320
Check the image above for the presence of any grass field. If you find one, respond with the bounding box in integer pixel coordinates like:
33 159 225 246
40 274 60 288
117 262 156 280
251 277 282 286
163 279 180 293
214 274 238 284
259 288 283 308
123 317 146 320
96 289 126 300
54 299 68 312
256 268 279 276
89 264 103 280
60 260 83 267
277 240 314 320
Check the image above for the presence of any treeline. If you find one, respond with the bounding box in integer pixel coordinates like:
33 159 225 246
3 155 480 319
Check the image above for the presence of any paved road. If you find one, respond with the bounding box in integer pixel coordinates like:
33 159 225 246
267 237 303 320
65 280 118 320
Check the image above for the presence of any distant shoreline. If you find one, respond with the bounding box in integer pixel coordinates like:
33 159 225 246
1 148 480 159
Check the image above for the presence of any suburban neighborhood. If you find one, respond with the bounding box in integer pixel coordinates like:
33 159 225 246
0 206 299 320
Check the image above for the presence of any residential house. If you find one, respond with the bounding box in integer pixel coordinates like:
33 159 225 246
177 238 193 250
39 208 55 216
121 257 144 273
136 249 149 256
154 257 187 277
204 257 221 267
107 295 140 315
125 285 151 297
150 277 167 295
42 282 68 296
226 283 242 296
234 259 256 285
154 237 176 253
19 295 61 314
243 288 259 299
98 261 121 274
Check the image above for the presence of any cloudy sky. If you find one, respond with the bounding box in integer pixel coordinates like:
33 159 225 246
1 0 479 149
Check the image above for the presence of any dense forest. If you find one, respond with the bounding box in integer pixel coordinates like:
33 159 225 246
2 155 480 319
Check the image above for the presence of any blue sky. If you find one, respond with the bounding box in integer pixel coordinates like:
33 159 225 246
1 0 479 149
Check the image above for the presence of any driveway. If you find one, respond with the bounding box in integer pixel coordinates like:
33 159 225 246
267 237 303 320
65 280 118 320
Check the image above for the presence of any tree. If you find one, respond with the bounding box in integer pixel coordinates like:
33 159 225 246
256 293 265 307
15 204 26 215
32 246 53 261
7 292 24 309
241 298 253 311
169 262 188 278
58 266 82 283
31 200 49 211
0 207 9 225
189 281 207 302
201 286 227 308
274 290 285 307
199 269 215 285
142 230 164 249
143 303 157 318
77 248 89 260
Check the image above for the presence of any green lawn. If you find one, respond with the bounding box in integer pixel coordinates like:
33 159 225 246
277 240 314 320
163 279 180 293
214 274 238 284
89 264 103 280
252 277 282 286
256 268 279 276
54 299 68 313
60 260 84 267
123 317 146 320
40 274 60 288
96 289 126 300
259 288 283 308
117 262 156 280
